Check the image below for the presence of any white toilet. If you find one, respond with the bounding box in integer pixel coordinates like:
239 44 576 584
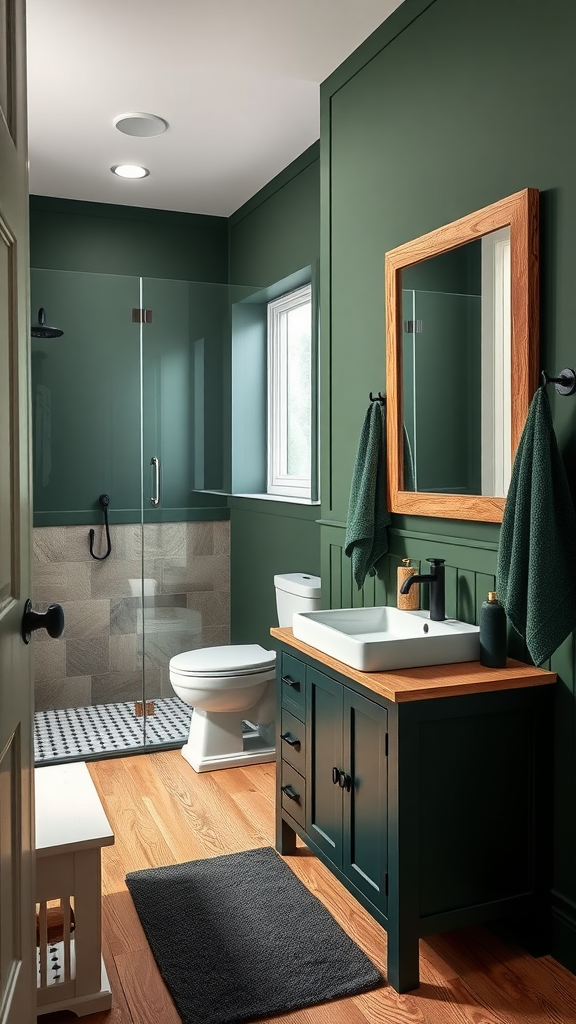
169 572 321 773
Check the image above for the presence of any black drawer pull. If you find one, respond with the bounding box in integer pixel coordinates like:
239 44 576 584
281 784 300 801
282 675 300 690
281 732 301 748
332 766 340 785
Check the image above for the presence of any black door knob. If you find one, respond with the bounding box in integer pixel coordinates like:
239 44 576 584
21 599 65 645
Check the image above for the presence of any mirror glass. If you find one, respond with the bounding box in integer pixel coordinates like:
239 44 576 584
401 227 510 498
385 189 539 524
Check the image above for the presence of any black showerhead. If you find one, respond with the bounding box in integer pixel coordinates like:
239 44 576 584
31 308 64 339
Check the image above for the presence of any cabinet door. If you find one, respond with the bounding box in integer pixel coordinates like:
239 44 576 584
343 689 388 913
306 667 343 867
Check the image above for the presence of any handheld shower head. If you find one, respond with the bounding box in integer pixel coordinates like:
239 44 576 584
31 308 64 339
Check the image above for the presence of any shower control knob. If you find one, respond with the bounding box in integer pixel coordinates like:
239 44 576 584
21 599 65 645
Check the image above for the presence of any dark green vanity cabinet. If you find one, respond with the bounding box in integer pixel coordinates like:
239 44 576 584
273 629 556 994
305 666 388 913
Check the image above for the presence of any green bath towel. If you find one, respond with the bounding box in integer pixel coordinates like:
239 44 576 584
496 386 576 665
345 402 391 589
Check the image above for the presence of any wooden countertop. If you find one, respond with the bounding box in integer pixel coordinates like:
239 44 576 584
270 626 556 703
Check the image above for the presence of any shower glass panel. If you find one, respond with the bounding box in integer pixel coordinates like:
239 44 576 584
31 269 260 764
31 268 149 761
139 279 258 739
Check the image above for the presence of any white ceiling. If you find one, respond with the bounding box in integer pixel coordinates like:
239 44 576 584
26 0 404 218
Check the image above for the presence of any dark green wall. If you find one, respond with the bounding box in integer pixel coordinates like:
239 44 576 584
320 0 576 973
30 196 228 281
29 198 233 524
228 144 321 644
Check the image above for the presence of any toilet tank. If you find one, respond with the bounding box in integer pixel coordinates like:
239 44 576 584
274 573 321 627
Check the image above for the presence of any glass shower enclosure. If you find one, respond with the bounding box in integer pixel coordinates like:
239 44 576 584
31 268 257 763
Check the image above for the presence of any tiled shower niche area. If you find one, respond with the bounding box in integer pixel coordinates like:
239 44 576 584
32 520 230 762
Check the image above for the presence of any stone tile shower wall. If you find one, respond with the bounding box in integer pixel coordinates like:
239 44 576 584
33 521 230 711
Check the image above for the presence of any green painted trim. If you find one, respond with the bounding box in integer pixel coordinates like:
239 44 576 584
229 142 320 228
33 506 230 527
317 520 498 552
390 526 497 552
319 85 333 516
321 0 437 98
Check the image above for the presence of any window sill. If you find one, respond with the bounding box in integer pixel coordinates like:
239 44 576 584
233 493 320 506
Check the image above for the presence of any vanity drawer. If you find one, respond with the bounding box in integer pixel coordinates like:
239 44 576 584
281 761 306 828
280 653 306 720
280 710 306 775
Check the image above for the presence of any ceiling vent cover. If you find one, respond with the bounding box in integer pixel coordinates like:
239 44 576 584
113 112 168 137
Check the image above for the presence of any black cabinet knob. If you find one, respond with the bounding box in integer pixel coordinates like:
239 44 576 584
21 599 65 645
338 771 352 792
332 766 340 785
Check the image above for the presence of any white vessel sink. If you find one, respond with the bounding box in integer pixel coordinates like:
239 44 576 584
292 606 479 673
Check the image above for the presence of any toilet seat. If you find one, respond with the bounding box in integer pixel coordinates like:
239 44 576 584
170 644 275 679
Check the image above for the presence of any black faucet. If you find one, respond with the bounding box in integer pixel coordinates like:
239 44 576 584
400 558 446 621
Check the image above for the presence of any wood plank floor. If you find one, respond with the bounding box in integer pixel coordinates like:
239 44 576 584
40 750 576 1024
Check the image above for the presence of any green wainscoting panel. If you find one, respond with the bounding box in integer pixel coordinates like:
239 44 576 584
321 523 498 625
229 502 320 649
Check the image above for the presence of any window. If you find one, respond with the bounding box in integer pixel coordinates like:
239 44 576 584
267 284 313 499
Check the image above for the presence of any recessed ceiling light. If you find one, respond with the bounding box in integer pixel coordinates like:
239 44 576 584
113 112 168 137
111 164 150 179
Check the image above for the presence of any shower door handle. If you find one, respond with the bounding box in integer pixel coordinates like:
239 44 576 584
150 456 160 506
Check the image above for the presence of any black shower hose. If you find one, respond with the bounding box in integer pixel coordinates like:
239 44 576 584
89 494 112 560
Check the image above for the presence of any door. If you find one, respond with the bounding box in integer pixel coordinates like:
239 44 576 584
343 689 388 913
139 278 232 741
306 667 343 866
0 1 36 1021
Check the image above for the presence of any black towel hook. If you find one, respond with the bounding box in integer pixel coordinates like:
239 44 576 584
89 494 112 560
540 368 576 396
369 391 385 403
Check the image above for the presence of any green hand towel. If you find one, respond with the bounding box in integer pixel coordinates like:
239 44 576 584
496 385 576 665
344 402 391 589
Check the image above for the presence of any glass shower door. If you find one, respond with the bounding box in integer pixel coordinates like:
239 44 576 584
139 278 236 746
31 268 148 761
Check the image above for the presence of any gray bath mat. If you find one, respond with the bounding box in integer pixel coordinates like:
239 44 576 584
125 845 381 1024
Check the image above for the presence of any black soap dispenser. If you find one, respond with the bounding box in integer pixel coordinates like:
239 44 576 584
479 591 507 668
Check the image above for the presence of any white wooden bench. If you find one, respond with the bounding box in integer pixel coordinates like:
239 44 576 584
35 761 115 1017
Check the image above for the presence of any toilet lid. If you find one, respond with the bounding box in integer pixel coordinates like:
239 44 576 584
170 644 276 677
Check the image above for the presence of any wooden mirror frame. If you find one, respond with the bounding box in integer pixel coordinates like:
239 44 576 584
385 188 539 523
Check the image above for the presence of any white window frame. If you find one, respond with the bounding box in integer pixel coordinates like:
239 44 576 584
267 283 312 499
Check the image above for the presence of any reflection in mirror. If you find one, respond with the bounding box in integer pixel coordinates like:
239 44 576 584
385 188 539 524
401 228 510 497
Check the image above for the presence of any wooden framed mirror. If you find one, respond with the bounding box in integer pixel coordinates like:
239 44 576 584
385 188 539 523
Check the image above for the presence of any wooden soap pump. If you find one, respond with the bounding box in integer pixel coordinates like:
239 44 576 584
397 558 419 610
